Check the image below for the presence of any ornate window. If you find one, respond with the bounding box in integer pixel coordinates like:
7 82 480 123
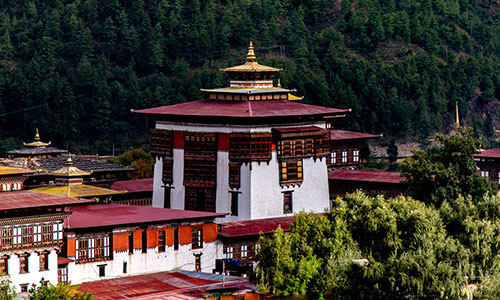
13 227 21 245
184 133 217 157
75 235 110 263
1 228 12 247
162 159 173 184
330 151 336 164
39 251 49 271
228 163 240 189
0 255 8 274
230 192 239 216
283 191 293 214
280 160 303 183
19 254 29 273
241 245 248 258
22 226 33 245
229 133 272 161
158 230 165 253
185 187 216 212
224 246 233 258
184 160 216 187
58 266 68 283
353 150 360 162
342 150 348 163
150 129 173 157
192 227 203 249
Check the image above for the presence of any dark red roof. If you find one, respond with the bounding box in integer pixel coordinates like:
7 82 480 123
0 191 94 211
474 148 500 158
67 204 225 229
329 129 380 141
328 169 404 184
57 256 74 265
134 100 348 119
218 216 295 238
110 178 153 193
77 271 254 300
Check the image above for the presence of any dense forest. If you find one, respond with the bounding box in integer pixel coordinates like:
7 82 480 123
0 0 499 154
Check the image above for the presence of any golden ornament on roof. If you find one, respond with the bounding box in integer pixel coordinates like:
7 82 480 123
23 128 51 147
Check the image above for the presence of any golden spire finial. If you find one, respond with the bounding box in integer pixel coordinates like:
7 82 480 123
35 128 40 142
247 41 256 62
67 153 73 166
277 78 282 88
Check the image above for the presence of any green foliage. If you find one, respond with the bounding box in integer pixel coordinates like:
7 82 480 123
109 148 153 179
0 0 499 150
29 282 93 300
401 128 497 206
0 274 16 299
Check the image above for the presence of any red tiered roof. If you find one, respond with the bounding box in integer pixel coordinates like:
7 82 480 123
134 100 348 119
67 204 225 229
474 148 500 158
218 216 295 238
328 169 404 184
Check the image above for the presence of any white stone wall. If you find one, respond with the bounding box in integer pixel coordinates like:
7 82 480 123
152 121 330 221
67 241 219 285
8 250 58 293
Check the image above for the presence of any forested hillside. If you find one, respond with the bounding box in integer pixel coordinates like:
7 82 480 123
0 0 499 154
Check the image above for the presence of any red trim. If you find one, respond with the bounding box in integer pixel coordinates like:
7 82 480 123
218 134 230 151
173 131 184 149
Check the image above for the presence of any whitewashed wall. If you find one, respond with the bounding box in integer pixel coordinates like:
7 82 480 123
8 250 58 293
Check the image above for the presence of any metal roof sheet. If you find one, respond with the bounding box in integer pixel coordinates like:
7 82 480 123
111 178 153 193
474 148 500 158
77 271 254 300
67 204 225 229
218 216 295 238
134 100 348 119
329 129 381 141
0 191 94 210
328 169 404 184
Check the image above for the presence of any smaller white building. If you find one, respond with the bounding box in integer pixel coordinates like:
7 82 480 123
60 204 224 285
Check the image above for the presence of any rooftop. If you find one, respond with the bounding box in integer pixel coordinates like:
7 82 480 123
0 191 94 211
8 147 67 156
30 184 124 198
474 148 500 158
67 204 226 229
220 41 281 73
329 129 381 141
77 271 255 300
0 166 34 176
111 178 153 193
328 169 404 184
218 216 295 238
134 100 348 120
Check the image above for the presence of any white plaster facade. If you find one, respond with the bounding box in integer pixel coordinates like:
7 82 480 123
7 250 58 293
152 121 331 221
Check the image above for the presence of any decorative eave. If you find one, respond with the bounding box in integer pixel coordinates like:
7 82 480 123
0 212 70 226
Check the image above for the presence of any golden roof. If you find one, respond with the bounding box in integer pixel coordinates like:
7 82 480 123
0 166 34 176
23 129 51 147
220 41 281 73
30 185 124 198
48 154 91 177
288 93 304 101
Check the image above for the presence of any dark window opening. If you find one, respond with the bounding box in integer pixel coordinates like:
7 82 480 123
39 252 49 271
195 254 201 272
19 255 29 274
192 227 203 249
162 159 173 184
230 192 239 216
20 284 28 293
228 163 240 189
283 191 293 214
0 255 8 275
158 230 165 253
185 187 216 212
128 232 134 255
174 227 179 251
123 262 127 274
164 186 171 209
142 229 147 253
98 265 106 277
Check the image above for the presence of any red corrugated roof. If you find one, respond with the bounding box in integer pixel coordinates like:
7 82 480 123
67 204 225 229
57 256 74 265
110 178 153 193
474 148 500 158
218 216 295 238
328 169 404 184
329 129 380 141
134 100 348 118
77 271 254 300
0 191 94 211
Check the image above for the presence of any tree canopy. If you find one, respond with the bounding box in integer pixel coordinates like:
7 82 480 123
0 0 499 153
